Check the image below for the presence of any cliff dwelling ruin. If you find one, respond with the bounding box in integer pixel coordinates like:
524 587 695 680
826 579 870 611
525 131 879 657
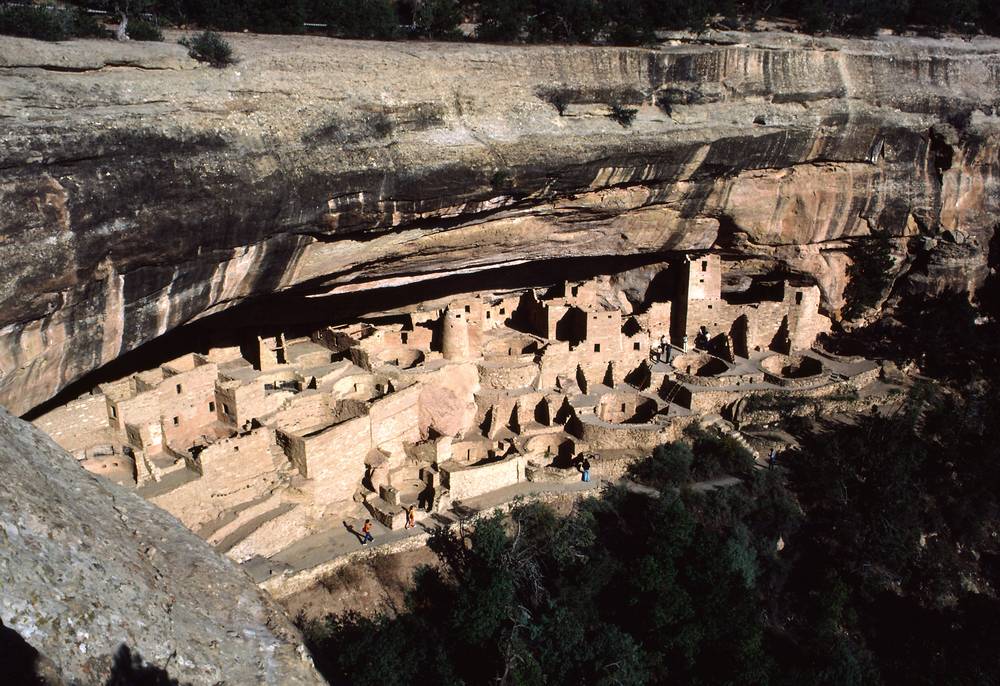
32 254 878 575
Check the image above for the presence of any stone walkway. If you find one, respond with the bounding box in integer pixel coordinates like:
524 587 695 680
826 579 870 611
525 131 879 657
245 472 746 597
244 477 600 588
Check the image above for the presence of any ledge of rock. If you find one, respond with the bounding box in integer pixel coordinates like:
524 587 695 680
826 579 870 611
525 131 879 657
0 405 325 685
1 30 999 414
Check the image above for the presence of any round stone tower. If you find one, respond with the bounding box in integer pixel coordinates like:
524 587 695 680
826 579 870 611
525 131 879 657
441 306 471 360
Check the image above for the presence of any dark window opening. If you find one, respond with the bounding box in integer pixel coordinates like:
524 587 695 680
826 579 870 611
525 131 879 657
223 403 231 415
634 342 641 350
594 343 601 352
701 261 707 271
209 401 215 412
110 406 117 418
175 384 182 394
172 416 179 426
499 308 506 315
464 305 471 313
795 291 803 305
486 311 491 319
571 286 579 296
401 332 408 343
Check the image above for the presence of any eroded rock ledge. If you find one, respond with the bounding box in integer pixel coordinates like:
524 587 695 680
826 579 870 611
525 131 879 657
1 30 999 415
0 405 324 685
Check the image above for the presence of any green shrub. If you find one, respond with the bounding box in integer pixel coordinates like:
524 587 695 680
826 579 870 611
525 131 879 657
128 18 163 41
313 0 399 39
413 0 463 39
527 0 603 43
607 102 638 127
842 236 895 320
180 30 235 67
688 428 757 480
0 5 73 41
245 0 305 34
476 0 530 41
627 441 694 488
72 8 110 37
542 89 569 115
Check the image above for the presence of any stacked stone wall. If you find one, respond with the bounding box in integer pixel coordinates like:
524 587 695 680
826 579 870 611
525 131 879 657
370 384 421 455
301 414 370 503
442 456 523 501
32 394 110 453
158 363 220 447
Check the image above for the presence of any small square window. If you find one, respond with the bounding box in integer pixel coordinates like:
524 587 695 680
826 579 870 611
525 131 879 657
795 291 803 305
172 416 179 426
209 401 215 412
708 304 713 309
401 332 408 343
594 343 601 352
699 279 704 284
633 342 641 351
571 286 579 296
500 308 505 315
176 383 182 394
464 305 471 313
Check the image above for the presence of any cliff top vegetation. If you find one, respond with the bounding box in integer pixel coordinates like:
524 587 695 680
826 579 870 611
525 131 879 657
3 0 999 44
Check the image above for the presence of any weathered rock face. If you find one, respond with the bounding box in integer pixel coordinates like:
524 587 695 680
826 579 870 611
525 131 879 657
1 30 998 414
0 406 325 685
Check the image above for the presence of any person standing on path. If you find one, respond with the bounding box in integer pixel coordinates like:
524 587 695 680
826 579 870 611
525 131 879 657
581 457 591 483
361 518 374 545
404 506 416 529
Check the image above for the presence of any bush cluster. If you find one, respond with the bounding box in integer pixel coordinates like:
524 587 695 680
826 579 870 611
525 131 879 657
127 18 163 41
842 235 896 320
9 0 993 43
0 5 108 41
180 30 235 67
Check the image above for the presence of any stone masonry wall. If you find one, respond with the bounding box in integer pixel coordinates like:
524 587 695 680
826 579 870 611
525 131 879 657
32 394 110 453
442 456 524 501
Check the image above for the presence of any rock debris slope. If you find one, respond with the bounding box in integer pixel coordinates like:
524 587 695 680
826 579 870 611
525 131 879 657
0 405 326 685
1 30 998 414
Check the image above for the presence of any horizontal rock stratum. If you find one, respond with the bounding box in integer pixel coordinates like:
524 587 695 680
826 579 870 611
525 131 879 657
1 30 999 415
0 405 325 684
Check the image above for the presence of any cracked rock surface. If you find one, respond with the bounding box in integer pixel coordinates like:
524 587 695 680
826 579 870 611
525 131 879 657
0 405 325 685
1 30 998 414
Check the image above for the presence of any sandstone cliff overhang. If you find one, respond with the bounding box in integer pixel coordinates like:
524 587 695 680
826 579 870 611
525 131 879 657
1 30 998 414
0 404 326 684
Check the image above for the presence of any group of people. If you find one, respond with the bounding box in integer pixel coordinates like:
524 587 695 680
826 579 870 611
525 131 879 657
650 334 702 364
650 335 673 364
357 505 418 547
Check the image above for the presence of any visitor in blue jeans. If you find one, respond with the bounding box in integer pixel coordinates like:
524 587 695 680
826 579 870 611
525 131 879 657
581 457 591 483
361 518 374 545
